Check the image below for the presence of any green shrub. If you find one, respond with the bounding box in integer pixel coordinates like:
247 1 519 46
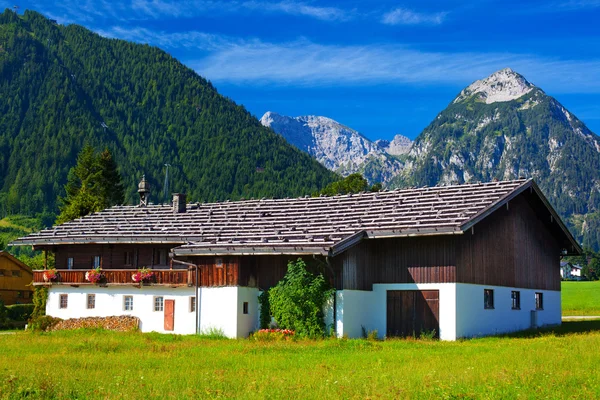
0 299 7 324
258 291 271 329
268 258 334 338
28 315 61 332
31 286 48 320
6 304 34 321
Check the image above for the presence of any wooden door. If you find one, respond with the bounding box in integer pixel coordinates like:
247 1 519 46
387 290 439 338
164 299 175 331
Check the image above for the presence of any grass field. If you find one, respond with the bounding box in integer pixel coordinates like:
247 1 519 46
1 322 600 399
562 280 600 316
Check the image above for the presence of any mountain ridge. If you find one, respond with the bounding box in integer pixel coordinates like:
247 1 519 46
260 111 412 184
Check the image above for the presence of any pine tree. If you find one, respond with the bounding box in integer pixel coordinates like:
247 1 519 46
56 145 124 224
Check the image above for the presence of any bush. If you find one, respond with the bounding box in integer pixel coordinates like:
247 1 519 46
6 304 34 321
268 258 334 338
258 291 271 329
0 299 7 324
31 286 48 320
28 315 61 332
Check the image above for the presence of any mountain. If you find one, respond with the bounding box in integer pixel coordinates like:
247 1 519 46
260 111 412 184
0 10 337 217
392 68 600 250
374 135 413 156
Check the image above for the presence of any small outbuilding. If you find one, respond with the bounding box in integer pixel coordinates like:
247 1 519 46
12 178 580 339
0 251 33 305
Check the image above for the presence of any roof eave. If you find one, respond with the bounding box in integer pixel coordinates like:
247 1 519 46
173 247 330 257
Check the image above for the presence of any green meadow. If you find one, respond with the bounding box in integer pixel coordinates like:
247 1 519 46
1 322 600 399
562 281 600 316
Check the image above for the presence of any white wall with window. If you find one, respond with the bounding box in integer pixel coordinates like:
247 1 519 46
455 284 560 338
46 286 196 334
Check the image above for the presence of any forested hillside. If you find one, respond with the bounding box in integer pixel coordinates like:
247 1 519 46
0 10 336 218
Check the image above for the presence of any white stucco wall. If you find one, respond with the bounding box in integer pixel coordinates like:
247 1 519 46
46 285 196 334
336 283 458 341
197 286 259 338
455 283 561 338
47 285 261 338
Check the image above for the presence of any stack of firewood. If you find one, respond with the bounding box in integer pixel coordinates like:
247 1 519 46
50 316 140 332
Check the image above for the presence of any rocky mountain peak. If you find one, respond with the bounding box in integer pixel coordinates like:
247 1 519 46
375 134 413 156
454 67 535 104
260 112 410 184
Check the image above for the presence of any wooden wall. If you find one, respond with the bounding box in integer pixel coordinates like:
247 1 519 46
0 254 33 305
456 195 561 291
190 256 239 287
53 244 174 269
239 255 333 291
335 193 562 291
334 236 457 291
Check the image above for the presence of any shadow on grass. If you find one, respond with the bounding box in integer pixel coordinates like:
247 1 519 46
495 319 600 339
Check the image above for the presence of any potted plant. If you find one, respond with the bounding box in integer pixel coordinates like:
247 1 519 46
132 267 154 285
85 267 105 284
42 269 58 283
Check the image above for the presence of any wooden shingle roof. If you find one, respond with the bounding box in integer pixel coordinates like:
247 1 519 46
12 178 576 256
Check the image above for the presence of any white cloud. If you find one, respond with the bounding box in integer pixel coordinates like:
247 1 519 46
184 37 600 93
129 0 351 21
96 26 240 51
382 8 447 26
242 1 352 21
555 0 600 10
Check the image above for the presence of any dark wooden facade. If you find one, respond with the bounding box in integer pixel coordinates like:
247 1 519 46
34 191 562 291
334 192 561 291
52 244 174 270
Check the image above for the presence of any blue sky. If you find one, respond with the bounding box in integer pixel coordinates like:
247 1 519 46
6 0 600 141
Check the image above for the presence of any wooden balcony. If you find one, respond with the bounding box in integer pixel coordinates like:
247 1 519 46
32 269 196 287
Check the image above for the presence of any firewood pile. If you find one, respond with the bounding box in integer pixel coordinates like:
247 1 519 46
50 316 140 332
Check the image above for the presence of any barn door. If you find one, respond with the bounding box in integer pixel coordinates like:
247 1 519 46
164 299 175 331
387 290 439 338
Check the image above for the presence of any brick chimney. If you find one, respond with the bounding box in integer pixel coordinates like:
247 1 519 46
172 193 186 213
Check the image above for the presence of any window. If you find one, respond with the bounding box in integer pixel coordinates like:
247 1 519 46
59 294 68 309
12 270 21 277
124 295 134 311
67 257 74 270
154 296 164 312
155 249 167 265
535 292 544 310
0 269 5 276
190 297 196 312
484 289 494 309
243 302 249 315
87 294 96 309
511 291 521 310
92 256 101 268
215 258 223 268
124 251 133 267
17 291 23 298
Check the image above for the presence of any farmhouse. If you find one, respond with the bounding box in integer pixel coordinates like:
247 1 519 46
12 178 580 340
0 251 33 305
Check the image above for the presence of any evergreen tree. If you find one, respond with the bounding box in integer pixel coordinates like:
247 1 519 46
319 173 380 196
56 145 124 224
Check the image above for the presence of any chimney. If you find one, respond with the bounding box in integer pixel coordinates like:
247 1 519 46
137 175 150 207
173 193 187 213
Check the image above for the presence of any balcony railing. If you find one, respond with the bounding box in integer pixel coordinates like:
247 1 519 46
32 269 196 287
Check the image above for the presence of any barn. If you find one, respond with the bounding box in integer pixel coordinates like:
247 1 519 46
12 178 580 340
